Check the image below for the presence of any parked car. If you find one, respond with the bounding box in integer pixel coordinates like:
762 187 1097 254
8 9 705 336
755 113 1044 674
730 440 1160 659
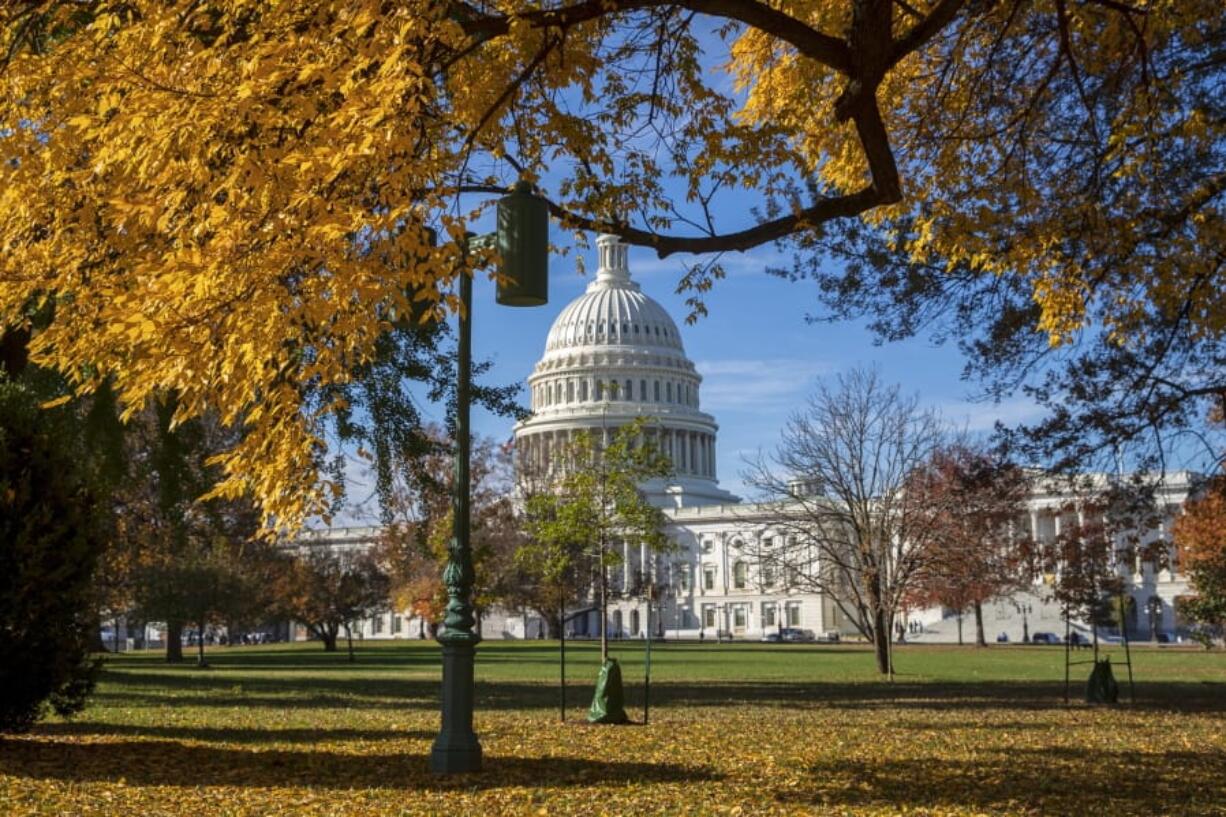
780 628 816 643
760 632 782 643
1030 631 1061 644
821 630 841 643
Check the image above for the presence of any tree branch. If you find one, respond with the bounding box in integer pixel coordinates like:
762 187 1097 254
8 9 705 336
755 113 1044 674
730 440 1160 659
457 0 852 73
889 0 967 67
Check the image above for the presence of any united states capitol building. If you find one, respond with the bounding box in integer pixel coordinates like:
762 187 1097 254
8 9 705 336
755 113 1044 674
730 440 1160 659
301 234 1199 644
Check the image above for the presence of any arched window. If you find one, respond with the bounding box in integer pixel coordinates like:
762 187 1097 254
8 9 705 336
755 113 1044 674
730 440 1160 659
654 381 661 401
640 379 647 400
624 379 632 400
667 382 673 402
596 381 604 400
630 609 640 636
566 380 574 402
733 561 748 590
579 380 588 401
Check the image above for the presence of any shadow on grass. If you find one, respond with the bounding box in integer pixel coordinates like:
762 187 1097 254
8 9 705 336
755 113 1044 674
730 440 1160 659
34 722 433 744
0 738 718 790
92 666 1226 714
779 746 1226 816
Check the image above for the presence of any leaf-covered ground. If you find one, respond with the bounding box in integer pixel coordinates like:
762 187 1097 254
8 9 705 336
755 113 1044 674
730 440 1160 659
2 641 1224 816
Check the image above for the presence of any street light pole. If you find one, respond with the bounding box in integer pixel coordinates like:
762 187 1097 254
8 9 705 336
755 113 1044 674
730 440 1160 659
431 258 482 774
430 182 549 775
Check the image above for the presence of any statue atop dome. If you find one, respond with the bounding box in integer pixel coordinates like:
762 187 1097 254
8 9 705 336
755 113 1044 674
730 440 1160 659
593 234 636 289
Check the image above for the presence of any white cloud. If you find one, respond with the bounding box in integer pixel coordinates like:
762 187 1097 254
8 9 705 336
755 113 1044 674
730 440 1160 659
695 357 833 413
627 246 780 281
935 396 1046 433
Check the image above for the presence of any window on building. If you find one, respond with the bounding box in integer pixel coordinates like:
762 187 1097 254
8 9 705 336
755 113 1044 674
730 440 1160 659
667 382 673 402
392 615 402 634
567 381 574 402
654 380 661 401
596 381 604 400
624 379 632 399
701 538 713 554
640 379 647 400
786 601 802 627
733 604 748 628
763 603 777 627
733 561 748 589
372 615 384 635
630 609 640 635
762 561 776 587
579 380 588 401
678 564 691 591
785 565 800 588
702 604 716 629
702 565 716 591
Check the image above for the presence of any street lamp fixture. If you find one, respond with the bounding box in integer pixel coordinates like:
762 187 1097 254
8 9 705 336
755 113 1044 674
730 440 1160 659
431 181 549 775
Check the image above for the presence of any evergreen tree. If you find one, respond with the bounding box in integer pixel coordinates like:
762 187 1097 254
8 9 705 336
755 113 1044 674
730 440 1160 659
0 375 103 732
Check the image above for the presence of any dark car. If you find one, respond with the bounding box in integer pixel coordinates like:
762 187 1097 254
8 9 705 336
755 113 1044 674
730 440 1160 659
780 627 816 643
1030 632 1061 644
760 632 782 643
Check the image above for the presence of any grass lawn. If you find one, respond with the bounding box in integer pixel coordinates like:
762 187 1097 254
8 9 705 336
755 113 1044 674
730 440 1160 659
2 640 1225 816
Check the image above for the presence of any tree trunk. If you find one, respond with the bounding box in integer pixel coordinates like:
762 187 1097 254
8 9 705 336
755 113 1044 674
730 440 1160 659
166 619 184 663
558 604 567 723
90 611 109 653
196 619 208 668
599 561 609 663
956 611 964 646
974 601 987 647
345 623 355 662
321 629 338 652
872 606 891 675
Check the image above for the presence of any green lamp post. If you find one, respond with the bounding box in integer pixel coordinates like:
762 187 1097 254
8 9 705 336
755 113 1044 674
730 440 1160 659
431 181 549 775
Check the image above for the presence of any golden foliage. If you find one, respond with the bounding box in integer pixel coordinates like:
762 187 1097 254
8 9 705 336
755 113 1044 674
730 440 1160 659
1 1 1220 528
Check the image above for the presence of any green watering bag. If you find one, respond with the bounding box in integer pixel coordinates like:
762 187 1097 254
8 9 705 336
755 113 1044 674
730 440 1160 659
588 658 631 724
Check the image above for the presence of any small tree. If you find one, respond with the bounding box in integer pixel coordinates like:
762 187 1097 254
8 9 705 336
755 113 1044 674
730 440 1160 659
278 548 390 658
374 431 531 637
907 446 1032 646
1035 476 1162 657
135 543 252 667
520 417 672 663
743 368 951 675
1174 477 1226 647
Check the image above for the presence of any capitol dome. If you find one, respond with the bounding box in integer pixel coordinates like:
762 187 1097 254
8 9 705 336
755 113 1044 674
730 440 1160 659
514 234 738 508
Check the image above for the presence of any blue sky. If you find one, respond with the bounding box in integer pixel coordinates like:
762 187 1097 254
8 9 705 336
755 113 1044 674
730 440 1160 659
460 234 1044 500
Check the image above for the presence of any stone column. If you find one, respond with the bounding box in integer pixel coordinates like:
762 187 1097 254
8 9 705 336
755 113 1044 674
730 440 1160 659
623 539 630 592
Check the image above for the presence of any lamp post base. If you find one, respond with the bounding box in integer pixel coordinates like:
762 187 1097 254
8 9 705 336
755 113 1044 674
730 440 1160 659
431 642 482 774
